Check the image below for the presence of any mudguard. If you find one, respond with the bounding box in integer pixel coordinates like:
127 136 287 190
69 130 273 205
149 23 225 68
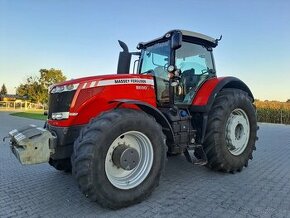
110 99 174 143
191 76 254 112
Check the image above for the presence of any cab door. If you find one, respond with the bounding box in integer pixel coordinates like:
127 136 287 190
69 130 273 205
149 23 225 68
174 41 215 104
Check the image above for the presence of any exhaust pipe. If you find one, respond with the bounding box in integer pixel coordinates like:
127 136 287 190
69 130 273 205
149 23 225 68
117 40 132 74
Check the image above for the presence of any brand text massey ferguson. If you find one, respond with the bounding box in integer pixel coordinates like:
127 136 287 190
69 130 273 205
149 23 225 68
115 79 148 84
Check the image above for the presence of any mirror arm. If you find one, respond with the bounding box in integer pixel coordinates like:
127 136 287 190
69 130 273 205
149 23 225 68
130 52 141 56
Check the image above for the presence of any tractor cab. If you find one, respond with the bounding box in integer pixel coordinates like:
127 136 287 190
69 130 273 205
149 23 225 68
118 30 219 106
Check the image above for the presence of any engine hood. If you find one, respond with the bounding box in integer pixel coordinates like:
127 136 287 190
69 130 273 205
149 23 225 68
48 73 157 127
52 74 154 88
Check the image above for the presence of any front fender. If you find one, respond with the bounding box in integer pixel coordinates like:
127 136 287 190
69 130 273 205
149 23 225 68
110 99 175 143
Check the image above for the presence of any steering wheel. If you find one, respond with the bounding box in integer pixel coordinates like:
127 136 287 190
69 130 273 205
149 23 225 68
141 70 155 75
201 69 208 75
163 63 169 71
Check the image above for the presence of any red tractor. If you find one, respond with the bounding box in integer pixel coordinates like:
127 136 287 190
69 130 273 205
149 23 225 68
8 30 258 209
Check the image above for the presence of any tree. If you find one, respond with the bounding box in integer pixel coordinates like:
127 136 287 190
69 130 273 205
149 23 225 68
39 68 66 89
16 68 66 103
16 76 43 102
38 68 66 103
287 99 290 103
0 84 7 95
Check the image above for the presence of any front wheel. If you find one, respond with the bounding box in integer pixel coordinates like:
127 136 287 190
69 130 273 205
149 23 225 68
72 109 166 209
204 88 258 173
49 158 72 172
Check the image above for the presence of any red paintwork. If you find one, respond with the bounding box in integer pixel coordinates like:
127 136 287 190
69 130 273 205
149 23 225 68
48 74 227 127
191 77 225 106
48 74 156 127
52 74 135 87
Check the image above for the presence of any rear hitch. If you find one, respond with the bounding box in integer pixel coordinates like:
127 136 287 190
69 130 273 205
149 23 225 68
7 125 56 165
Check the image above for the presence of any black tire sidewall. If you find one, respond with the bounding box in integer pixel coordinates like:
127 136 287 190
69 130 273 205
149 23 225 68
206 89 257 171
87 110 165 206
218 91 256 168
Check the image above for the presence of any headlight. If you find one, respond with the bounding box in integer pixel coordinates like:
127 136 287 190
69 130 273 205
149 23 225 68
66 84 75 91
51 83 79 93
51 112 70 120
167 65 175 72
55 86 65 93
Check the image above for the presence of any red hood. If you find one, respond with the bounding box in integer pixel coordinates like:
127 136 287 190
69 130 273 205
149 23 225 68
53 74 153 87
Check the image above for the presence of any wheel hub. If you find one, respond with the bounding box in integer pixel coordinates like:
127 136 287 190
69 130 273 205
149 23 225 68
105 131 154 190
112 144 139 170
225 108 250 156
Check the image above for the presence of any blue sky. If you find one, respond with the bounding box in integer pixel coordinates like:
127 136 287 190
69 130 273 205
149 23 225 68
0 0 289 101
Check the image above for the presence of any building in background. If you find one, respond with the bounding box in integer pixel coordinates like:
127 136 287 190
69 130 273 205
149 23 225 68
0 94 43 110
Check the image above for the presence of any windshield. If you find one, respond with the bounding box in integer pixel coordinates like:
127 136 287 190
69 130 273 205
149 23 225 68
139 40 170 77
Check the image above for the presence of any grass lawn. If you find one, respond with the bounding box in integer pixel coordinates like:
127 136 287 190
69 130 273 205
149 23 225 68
10 112 47 121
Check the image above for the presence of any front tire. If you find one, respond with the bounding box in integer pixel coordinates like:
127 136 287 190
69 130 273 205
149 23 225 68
204 88 257 173
49 158 72 172
72 109 166 209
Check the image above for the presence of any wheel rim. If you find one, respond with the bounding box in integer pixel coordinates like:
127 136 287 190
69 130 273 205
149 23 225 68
105 131 153 190
225 108 250 156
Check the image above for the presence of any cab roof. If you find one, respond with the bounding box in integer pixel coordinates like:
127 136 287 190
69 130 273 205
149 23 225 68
179 30 216 45
138 29 218 49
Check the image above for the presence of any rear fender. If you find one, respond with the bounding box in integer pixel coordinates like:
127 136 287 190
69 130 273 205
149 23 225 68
191 76 254 144
191 76 254 113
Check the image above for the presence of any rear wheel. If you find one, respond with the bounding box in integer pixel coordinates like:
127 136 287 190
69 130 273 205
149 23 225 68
203 88 257 172
72 109 166 209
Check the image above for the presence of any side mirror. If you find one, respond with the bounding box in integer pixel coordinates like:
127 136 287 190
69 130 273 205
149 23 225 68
171 31 182 50
117 40 132 74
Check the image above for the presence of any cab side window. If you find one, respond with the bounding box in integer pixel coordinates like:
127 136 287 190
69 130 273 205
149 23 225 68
175 42 214 104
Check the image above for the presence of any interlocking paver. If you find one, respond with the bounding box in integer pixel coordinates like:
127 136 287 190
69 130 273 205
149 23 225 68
1 111 290 217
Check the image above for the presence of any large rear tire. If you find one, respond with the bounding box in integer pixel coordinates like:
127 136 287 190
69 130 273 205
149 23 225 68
72 109 166 209
203 88 257 173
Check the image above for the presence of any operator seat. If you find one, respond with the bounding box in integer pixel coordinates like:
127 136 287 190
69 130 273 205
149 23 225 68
180 68 203 104
180 68 199 93
153 66 169 102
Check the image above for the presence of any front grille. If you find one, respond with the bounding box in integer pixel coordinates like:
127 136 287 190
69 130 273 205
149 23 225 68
48 91 76 119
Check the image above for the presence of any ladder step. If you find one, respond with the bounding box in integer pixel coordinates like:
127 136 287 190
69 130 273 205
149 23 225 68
184 145 208 166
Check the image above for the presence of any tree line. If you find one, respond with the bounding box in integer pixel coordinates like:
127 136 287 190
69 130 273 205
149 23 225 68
2 69 290 105
1 68 66 104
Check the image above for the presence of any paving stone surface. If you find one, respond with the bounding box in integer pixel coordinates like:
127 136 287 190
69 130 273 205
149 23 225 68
1 111 290 218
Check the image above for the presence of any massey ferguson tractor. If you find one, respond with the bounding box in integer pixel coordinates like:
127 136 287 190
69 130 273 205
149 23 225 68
8 30 258 209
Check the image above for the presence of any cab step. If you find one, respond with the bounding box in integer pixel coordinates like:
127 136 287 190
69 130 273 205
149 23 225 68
184 144 208 166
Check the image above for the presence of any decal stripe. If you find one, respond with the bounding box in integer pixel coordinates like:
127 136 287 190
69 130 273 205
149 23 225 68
90 81 96 87
97 79 154 87
82 83 87 89
80 78 154 90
